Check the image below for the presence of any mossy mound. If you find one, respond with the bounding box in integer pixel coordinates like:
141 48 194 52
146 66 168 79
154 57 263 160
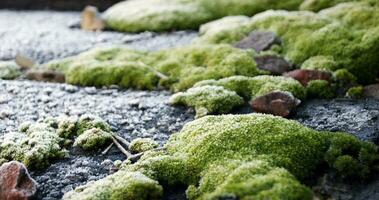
129 138 159 153
299 0 358 11
65 114 378 199
43 44 262 92
63 171 163 200
197 1 379 84
306 80 334 99
0 61 22 80
0 115 113 168
103 0 304 32
171 75 305 117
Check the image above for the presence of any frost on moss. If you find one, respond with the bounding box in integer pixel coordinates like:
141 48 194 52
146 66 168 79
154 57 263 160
306 80 334 99
0 114 115 168
73 128 112 150
197 2 379 84
129 138 159 153
67 114 379 199
170 86 244 118
43 44 262 92
103 0 304 32
0 121 67 169
0 61 22 80
62 171 163 200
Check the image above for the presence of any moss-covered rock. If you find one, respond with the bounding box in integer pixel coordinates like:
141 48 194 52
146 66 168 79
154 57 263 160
43 44 262 91
129 138 159 153
0 121 68 169
103 0 304 32
306 80 334 99
67 114 379 199
346 86 364 98
73 128 112 150
197 2 379 84
62 171 163 200
0 61 22 80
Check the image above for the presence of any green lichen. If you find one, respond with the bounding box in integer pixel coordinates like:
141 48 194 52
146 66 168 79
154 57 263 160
346 86 364 98
43 44 262 92
0 121 68 169
306 80 334 99
197 1 379 84
129 138 159 153
103 0 304 32
73 128 112 150
170 86 244 118
66 114 379 199
0 61 22 80
62 171 163 200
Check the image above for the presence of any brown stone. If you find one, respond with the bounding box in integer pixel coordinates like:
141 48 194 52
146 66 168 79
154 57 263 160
254 54 293 75
0 161 37 200
251 91 301 118
363 84 379 99
234 31 281 52
81 6 105 31
283 69 332 86
26 70 65 83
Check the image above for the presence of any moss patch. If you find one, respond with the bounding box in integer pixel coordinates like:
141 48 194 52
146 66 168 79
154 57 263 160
0 61 22 80
66 114 378 199
103 0 304 32
43 44 262 92
306 80 334 99
73 128 112 150
129 138 159 153
197 1 379 84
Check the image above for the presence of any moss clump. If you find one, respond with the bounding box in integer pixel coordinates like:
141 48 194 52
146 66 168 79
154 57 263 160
0 61 22 80
73 128 112 150
346 86 364 99
43 44 262 92
67 114 378 199
77 114 111 135
173 75 305 116
306 80 334 99
301 56 339 71
129 138 159 153
103 0 304 32
299 0 357 11
0 121 68 169
170 86 244 118
62 171 163 200
194 75 306 100
197 2 379 84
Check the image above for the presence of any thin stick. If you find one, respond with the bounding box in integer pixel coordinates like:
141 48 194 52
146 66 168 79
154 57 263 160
138 62 169 80
113 134 130 147
111 136 133 158
101 142 114 155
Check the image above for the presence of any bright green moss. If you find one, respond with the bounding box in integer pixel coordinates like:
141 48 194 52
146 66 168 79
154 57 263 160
194 75 306 100
306 80 334 99
346 86 364 98
67 114 379 199
62 171 163 200
0 61 22 80
170 86 244 118
43 44 262 91
0 122 68 169
129 138 159 153
301 56 339 71
77 114 111 135
197 2 379 84
103 0 304 32
73 128 112 150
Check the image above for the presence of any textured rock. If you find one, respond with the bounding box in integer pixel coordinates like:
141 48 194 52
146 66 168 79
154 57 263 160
251 91 300 117
26 70 65 83
363 84 379 99
284 69 332 86
0 161 37 200
234 31 281 52
254 54 293 75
